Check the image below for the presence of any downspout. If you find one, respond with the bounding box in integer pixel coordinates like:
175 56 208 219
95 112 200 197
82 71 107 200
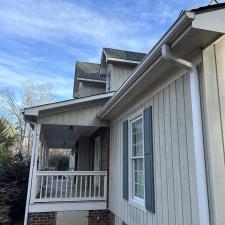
24 123 37 225
161 44 210 225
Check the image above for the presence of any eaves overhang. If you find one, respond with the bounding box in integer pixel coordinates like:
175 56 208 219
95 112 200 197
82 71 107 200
98 8 225 120
23 92 115 123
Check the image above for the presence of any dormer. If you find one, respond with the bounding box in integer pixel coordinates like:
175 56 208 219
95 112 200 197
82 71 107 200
73 62 106 98
100 48 147 92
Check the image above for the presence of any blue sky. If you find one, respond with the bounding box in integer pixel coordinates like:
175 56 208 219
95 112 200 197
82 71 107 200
0 0 211 101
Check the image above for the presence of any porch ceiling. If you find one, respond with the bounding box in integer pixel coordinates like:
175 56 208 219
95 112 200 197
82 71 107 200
42 124 97 148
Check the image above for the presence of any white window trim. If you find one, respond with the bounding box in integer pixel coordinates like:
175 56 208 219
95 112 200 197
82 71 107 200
128 109 146 210
106 68 112 92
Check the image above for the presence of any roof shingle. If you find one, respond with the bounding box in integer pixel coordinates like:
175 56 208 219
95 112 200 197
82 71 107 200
75 62 105 81
103 48 147 62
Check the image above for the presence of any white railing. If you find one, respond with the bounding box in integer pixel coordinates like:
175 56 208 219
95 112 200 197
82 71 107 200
34 171 107 203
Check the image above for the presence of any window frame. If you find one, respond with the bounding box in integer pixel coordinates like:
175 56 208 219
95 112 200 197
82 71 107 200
106 69 111 92
128 110 145 208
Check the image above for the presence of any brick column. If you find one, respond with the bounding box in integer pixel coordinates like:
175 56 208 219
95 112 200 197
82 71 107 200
28 212 56 225
101 127 110 205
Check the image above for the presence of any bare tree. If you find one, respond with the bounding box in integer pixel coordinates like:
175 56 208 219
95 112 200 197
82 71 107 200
0 81 54 155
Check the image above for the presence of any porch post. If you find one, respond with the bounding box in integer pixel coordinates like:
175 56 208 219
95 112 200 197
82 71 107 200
30 124 41 203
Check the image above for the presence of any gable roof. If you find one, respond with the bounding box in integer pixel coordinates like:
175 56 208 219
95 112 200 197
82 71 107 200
75 61 105 81
98 3 225 120
103 48 147 63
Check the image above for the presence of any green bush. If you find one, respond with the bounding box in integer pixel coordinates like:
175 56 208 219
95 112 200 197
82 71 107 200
0 153 30 224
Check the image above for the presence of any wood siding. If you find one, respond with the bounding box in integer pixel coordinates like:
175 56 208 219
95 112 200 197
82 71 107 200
111 64 136 91
80 83 105 97
37 103 108 127
74 82 105 98
109 73 200 225
201 35 225 225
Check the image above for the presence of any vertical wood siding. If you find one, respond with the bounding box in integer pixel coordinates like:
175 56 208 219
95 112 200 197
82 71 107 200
111 64 136 91
201 36 225 225
109 73 199 225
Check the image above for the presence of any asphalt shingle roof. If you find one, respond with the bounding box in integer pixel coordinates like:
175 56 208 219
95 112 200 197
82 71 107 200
75 62 105 81
103 48 147 62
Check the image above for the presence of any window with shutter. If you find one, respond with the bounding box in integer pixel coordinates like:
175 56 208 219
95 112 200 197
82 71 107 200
123 107 155 212
144 107 155 213
123 120 129 200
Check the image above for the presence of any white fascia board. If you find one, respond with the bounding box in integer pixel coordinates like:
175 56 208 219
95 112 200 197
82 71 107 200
29 201 107 212
24 92 115 116
107 57 140 64
77 78 106 83
97 12 194 119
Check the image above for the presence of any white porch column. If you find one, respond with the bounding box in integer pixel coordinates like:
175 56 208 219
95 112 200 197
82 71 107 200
24 123 41 225
30 124 41 203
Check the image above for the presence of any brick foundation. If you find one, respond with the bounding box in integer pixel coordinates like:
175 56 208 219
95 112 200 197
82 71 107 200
28 212 56 225
88 210 113 225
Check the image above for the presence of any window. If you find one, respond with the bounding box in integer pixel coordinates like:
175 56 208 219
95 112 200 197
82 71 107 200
130 115 145 204
106 70 111 92
123 107 155 212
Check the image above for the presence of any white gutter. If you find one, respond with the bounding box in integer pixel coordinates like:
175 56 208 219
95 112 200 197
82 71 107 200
98 12 194 119
161 44 209 225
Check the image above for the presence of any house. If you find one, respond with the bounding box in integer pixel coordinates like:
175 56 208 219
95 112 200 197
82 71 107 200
22 2 225 225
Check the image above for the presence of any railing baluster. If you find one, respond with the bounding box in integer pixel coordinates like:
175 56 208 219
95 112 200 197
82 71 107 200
89 175 92 197
70 175 73 198
60 176 63 198
84 175 87 198
98 175 101 197
65 176 68 198
50 176 53 199
94 175 96 198
40 176 43 199
80 175 83 198
75 175 78 198
104 173 107 200
45 176 48 198
55 176 58 198
35 171 107 202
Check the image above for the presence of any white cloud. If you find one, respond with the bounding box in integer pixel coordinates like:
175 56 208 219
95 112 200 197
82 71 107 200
0 0 210 102
0 64 73 100
0 0 152 51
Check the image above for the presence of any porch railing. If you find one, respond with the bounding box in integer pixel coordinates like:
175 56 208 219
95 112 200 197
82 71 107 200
34 171 107 203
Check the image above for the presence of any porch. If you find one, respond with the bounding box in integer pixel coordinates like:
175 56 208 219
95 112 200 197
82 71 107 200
29 123 109 211
22 94 112 212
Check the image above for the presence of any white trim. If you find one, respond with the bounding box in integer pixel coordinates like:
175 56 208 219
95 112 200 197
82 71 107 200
128 111 146 209
24 124 37 225
30 124 41 204
189 68 210 225
107 57 140 64
77 78 106 83
106 68 112 92
29 201 107 212
36 170 107 176
23 92 115 116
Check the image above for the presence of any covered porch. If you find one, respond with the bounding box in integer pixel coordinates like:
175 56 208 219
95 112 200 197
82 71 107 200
33 124 107 205
23 93 112 212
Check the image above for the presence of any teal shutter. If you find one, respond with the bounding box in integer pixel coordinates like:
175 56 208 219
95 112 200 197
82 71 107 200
144 107 155 213
123 120 129 200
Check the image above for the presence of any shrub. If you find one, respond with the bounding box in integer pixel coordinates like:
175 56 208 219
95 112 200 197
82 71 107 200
0 153 30 224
